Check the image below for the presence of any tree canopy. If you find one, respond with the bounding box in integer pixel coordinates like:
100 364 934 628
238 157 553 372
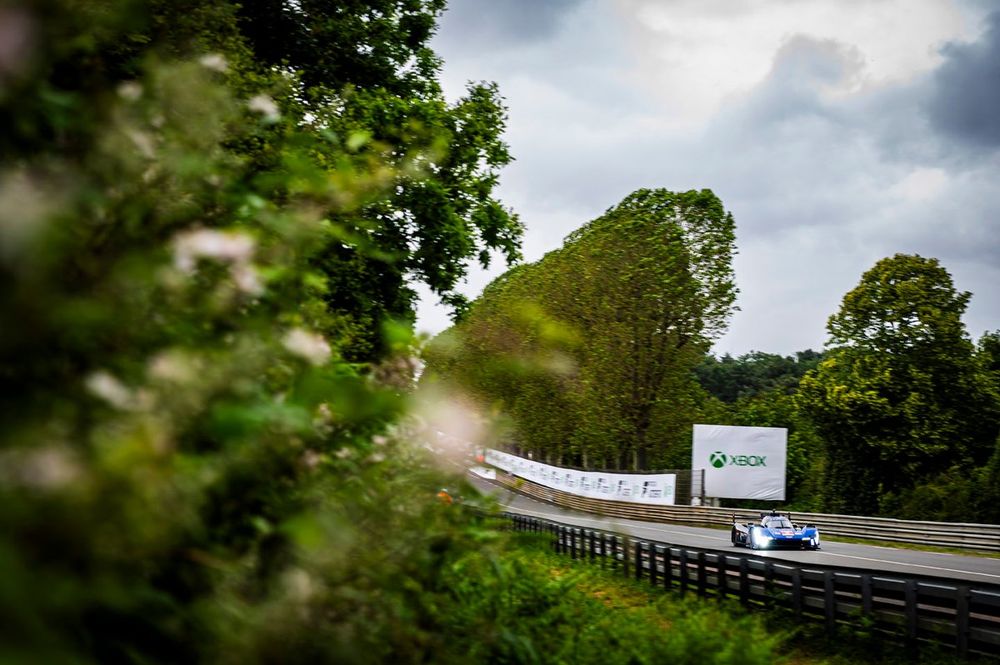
427 188 738 471
798 254 999 514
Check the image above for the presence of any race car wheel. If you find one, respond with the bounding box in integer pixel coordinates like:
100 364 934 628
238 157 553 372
731 528 739 547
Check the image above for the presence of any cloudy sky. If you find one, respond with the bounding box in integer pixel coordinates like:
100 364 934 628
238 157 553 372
415 0 1000 356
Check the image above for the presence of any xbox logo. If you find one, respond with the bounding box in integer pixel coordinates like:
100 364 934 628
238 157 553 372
709 451 727 468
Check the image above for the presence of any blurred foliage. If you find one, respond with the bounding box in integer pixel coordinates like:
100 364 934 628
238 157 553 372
425 189 738 471
0 0 530 661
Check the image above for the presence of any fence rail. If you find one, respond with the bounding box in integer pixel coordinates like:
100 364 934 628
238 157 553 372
504 512 1000 657
491 472 1000 552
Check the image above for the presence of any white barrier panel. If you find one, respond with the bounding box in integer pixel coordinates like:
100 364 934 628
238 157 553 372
692 424 787 500
485 449 676 505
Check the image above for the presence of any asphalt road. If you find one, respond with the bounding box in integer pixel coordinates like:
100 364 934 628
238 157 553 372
468 474 1000 588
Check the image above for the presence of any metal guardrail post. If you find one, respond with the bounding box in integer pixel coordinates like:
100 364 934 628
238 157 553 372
663 546 672 591
905 581 918 652
739 557 749 605
622 537 630 579
956 585 970 657
824 572 836 634
717 554 728 600
650 545 660 587
679 549 689 596
697 552 707 597
791 568 802 617
764 562 775 607
860 574 872 618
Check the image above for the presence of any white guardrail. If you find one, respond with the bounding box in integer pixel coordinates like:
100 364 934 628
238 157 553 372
487 470 1000 552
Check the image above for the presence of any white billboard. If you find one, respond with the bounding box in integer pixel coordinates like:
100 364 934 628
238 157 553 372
485 449 676 505
692 424 787 501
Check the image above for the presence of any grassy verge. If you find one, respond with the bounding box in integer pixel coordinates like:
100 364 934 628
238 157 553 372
459 529 985 665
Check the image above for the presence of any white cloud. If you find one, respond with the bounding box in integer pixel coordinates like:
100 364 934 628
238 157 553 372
420 1 1000 355
616 0 966 123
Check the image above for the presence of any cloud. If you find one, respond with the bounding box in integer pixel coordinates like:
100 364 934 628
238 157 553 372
436 0 585 48
925 11 1000 148
420 1 1000 356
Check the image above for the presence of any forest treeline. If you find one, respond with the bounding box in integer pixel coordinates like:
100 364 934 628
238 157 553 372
426 201 1000 522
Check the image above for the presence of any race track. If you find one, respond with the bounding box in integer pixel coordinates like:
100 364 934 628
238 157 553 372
469 475 1000 587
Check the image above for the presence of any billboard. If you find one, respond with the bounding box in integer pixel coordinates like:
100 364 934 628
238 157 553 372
485 449 676 505
692 424 787 501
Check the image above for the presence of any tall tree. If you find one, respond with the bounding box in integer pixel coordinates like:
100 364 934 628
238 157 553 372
426 189 738 471
798 254 997 515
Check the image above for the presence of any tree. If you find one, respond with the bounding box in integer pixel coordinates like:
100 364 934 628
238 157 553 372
229 0 523 359
798 254 997 515
426 188 738 471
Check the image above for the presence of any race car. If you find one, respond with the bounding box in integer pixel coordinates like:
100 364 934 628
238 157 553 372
731 510 821 550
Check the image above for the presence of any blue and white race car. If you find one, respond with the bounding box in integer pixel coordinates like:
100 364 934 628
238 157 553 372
732 511 821 550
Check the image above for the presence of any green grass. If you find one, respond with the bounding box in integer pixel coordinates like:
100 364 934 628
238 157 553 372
470 530 985 665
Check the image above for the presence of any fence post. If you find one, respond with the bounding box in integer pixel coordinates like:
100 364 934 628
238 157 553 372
860 574 872 619
622 537 630 579
905 581 918 653
791 568 802 617
824 572 836 635
739 556 749 605
610 535 618 572
649 545 660 587
635 542 644 581
589 530 596 563
679 549 689 596
717 554 728 600
956 585 970 657
764 562 775 607
663 546 672 591
697 551 707 597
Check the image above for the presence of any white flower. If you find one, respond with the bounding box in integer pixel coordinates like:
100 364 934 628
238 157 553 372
198 53 228 73
172 228 256 272
231 263 264 296
282 328 331 366
117 81 142 101
0 447 81 491
247 94 280 122
147 350 197 383
86 371 134 410
171 228 263 295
